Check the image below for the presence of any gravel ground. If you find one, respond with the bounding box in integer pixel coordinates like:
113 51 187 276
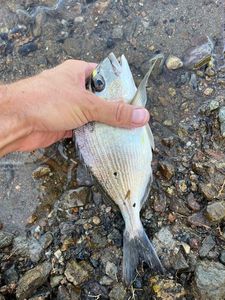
0 0 225 299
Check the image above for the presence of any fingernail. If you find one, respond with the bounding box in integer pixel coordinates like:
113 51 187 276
131 108 148 125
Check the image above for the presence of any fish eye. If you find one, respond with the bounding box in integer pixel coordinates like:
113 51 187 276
91 74 105 92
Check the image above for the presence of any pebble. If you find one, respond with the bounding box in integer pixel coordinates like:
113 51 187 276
99 275 114 286
219 250 225 265
92 216 101 225
199 235 215 258
205 67 216 77
105 261 118 280
199 182 217 201
32 165 51 179
195 260 225 300
0 231 13 249
187 193 200 211
64 260 93 286
150 277 186 299
18 42 38 56
158 160 175 180
181 242 191 254
166 55 183 70
109 283 126 300
188 211 210 228
112 26 123 39
168 87 176 97
16 262 51 300
219 107 225 137
172 252 189 271
183 35 214 69
203 87 214 96
61 187 90 209
50 275 64 288
206 201 225 223
153 227 177 253
4 265 19 284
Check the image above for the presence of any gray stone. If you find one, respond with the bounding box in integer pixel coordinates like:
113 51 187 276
16 261 51 300
219 107 225 137
50 275 64 288
194 260 225 300
109 283 126 300
4 264 18 284
99 275 114 286
32 165 51 178
105 261 118 280
206 201 225 223
64 260 93 286
13 236 29 257
0 231 13 249
112 26 123 39
153 227 177 254
61 187 90 209
172 252 189 271
219 250 225 265
199 235 216 258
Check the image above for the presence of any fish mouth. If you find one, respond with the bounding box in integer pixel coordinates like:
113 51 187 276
108 52 122 75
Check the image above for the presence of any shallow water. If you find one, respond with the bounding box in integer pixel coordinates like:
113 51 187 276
0 0 224 231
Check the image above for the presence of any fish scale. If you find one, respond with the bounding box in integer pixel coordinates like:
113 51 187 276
75 52 164 284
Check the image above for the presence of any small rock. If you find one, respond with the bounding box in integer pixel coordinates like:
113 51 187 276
189 238 200 250
92 216 101 225
188 211 210 228
54 249 63 260
219 107 225 137
172 252 189 271
181 242 191 254
166 55 183 70
194 260 225 300
18 42 38 56
112 26 123 39
183 35 214 69
64 260 93 286
205 67 216 77
168 87 176 97
206 201 225 223
158 161 175 180
4 264 19 284
209 99 220 111
74 16 84 23
16 262 51 300
50 275 64 288
178 180 188 193
61 187 90 209
99 275 114 286
199 235 216 257
199 182 217 200
219 250 225 265
0 231 13 249
153 227 177 253
150 276 186 299
105 261 118 280
203 87 214 96
187 193 200 211
109 283 126 300
32 165 51 178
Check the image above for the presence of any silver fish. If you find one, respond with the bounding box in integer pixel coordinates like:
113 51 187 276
75 53 164 284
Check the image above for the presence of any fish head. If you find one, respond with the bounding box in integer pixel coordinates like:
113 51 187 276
88 52 137 103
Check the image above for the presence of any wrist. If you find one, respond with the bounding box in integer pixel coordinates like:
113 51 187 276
0 83 33 155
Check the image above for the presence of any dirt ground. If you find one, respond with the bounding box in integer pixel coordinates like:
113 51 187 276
0 0 225 299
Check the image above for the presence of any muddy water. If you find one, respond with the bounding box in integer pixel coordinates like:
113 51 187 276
0 0 224 234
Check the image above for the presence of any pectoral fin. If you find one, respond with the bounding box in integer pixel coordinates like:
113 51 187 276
131 54 164 107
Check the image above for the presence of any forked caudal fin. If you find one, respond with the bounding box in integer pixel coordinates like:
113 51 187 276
123 225 164 285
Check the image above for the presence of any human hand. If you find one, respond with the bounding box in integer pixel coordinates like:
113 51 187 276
1 60 150 154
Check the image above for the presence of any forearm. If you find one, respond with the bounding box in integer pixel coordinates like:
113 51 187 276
0 84 32 157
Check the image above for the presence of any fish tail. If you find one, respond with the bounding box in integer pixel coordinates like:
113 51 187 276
122 224 164 285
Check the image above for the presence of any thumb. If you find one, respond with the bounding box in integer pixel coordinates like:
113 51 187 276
90 97 150 128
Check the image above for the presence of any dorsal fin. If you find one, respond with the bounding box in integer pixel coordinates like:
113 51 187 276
131 54 164 107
